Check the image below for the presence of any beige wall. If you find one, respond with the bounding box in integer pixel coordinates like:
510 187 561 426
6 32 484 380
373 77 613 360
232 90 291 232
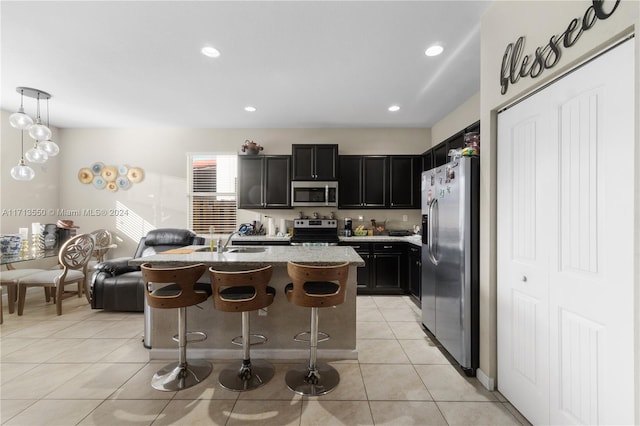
430 91 480 148
57 127 429 257
479 0 639 398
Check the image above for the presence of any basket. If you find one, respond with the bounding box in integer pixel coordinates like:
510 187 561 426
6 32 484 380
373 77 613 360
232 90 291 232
353 229 368 236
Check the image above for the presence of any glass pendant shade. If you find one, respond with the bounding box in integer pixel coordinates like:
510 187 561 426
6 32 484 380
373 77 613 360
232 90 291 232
9 108 34 129
39 139 60 156
28 119 52 141
25 143 48 163
10 160 35 181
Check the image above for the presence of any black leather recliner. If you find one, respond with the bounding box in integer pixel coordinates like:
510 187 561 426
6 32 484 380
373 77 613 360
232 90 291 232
90 228 204 312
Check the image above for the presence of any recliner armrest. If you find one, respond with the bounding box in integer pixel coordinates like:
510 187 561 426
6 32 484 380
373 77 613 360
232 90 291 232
94 257 139 276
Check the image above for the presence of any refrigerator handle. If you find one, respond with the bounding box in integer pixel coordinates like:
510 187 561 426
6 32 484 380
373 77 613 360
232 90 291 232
427 199 439 266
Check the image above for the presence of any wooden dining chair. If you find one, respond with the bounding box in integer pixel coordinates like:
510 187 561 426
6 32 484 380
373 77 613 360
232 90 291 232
17 234 94 316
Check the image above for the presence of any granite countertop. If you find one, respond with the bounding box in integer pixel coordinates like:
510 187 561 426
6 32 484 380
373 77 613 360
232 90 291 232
231 234 422 247
129 245 366 267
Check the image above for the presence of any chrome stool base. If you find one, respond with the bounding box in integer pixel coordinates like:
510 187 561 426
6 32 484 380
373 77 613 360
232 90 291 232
151 359 212 391
219 359 275 392
285 362 340 396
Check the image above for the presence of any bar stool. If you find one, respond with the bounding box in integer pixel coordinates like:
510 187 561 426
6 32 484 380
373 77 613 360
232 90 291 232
285 261 349 396
141 263 212 391
209 265 276 391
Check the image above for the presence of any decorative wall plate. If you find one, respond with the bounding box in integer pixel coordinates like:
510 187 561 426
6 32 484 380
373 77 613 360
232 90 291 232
101 166 118 182
91 162 104 175
93 176 106 189
127 167 144 183
78 168 93 184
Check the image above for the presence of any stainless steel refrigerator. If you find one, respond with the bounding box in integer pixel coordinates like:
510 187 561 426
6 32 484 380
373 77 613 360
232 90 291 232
421 156 479 375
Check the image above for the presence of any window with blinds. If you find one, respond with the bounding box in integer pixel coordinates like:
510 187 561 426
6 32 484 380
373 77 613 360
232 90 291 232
188 154 237 234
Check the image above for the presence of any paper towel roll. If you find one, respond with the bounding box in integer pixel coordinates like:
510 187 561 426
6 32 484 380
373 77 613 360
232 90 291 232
280 219 286 235
268 217 275 236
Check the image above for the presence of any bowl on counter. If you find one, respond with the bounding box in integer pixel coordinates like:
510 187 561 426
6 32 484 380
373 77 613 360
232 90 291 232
353 229 368 236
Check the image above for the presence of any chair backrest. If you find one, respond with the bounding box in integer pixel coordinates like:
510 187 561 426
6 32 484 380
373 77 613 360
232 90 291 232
134 228 203 258
286 261 349 308
59 234 95 274
90 229 112 248
209 265 273 312
141 263 208 309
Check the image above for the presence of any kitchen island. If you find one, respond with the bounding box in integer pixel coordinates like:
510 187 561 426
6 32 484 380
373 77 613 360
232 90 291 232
130 245 364 361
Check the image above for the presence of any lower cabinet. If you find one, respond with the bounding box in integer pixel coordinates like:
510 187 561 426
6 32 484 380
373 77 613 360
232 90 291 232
341 242 406 294
408 245 421 300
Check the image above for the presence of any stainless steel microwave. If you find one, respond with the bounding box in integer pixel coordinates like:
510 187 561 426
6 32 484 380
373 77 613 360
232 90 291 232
291 181 338 207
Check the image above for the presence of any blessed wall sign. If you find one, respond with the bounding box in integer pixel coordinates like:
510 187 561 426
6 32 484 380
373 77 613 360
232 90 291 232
500 0 621 95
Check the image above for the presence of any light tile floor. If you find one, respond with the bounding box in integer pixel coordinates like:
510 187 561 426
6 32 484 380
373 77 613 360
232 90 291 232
1 290 532 425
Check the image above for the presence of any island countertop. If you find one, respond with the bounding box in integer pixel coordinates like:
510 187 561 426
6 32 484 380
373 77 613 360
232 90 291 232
129 244 365 268
131 244 362 361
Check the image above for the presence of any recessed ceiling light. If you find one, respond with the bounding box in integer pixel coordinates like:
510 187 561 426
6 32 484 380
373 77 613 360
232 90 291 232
244 106 257 112
425 45 444 57
201 46 221 58
388 105 400 112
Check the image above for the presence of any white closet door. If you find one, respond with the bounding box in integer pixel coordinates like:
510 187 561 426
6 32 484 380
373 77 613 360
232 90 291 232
498 39 635 425
497 86 553 426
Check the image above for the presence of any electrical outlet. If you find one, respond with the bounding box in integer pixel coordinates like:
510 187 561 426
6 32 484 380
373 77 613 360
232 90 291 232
358 215 364 221
402 215 408 222
259 307 268 316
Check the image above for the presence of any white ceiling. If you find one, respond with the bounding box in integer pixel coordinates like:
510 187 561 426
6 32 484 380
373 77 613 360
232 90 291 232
1 1 490 129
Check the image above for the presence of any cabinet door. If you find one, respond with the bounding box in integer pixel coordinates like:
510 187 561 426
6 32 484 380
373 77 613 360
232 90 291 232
314 144 338 180
264 156 291 208
356 251 372 291
338 156 363 208
423 151 433 171
292 145 315 180
373 253 402 290
389 156 421 208
409 246 421 298
362 156 387 208
238 156 264 208
433 143 448 167
447 133 465 151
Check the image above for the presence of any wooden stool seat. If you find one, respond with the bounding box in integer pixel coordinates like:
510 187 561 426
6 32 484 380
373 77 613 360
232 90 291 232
285 261 349 396
141 263 212 391
209 265 275 391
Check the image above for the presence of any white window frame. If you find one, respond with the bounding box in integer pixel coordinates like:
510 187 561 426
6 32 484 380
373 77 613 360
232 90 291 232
187 152 238 235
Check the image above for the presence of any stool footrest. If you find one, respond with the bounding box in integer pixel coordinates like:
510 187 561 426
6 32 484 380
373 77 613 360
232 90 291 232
293 330 330 343
231 333 268 347
172 331 207 343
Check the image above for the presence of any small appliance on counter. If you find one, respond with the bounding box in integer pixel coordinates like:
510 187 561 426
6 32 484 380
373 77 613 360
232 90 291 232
344 217 353 237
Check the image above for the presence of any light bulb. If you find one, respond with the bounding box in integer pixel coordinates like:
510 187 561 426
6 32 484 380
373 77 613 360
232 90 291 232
9 108 34 130
10 160 35 181
28 119 52 141
25 143 48 163
39 140 60 156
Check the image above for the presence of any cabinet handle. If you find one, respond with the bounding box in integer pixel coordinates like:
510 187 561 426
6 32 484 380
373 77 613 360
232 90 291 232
521 275 527 282
352 245 361 249
383 245 393 249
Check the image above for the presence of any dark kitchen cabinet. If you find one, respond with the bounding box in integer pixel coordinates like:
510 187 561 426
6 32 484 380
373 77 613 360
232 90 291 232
292 144 338 180
238 155 291 209
424 120 480 168
338 156 388 209
408 245 421 300
341 241 405 294
389 156 422 208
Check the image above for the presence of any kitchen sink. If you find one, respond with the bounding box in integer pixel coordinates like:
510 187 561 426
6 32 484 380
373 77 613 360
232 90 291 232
225 247 266 253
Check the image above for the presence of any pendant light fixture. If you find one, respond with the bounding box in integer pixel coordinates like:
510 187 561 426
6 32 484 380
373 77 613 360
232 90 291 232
39 98 60 156
8 87 57 181
27 91 52 142
9 89 34 130
10 130 35 181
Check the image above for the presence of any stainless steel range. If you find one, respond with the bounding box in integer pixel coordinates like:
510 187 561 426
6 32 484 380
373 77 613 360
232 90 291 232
290 219 339 246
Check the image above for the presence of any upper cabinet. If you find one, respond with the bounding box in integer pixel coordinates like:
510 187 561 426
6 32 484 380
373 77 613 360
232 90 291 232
238 155 291 209
292 144 338 180
424 121 480 170
389 156 422 209
338 156 388 209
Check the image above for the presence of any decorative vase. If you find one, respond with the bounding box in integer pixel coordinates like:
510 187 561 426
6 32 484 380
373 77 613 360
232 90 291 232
241 140 264 155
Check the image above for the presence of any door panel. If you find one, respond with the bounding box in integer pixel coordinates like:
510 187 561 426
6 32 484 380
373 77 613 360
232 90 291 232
498 39 635 426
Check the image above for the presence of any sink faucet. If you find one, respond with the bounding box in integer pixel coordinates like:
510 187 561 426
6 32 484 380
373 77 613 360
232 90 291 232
221 231 242 252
